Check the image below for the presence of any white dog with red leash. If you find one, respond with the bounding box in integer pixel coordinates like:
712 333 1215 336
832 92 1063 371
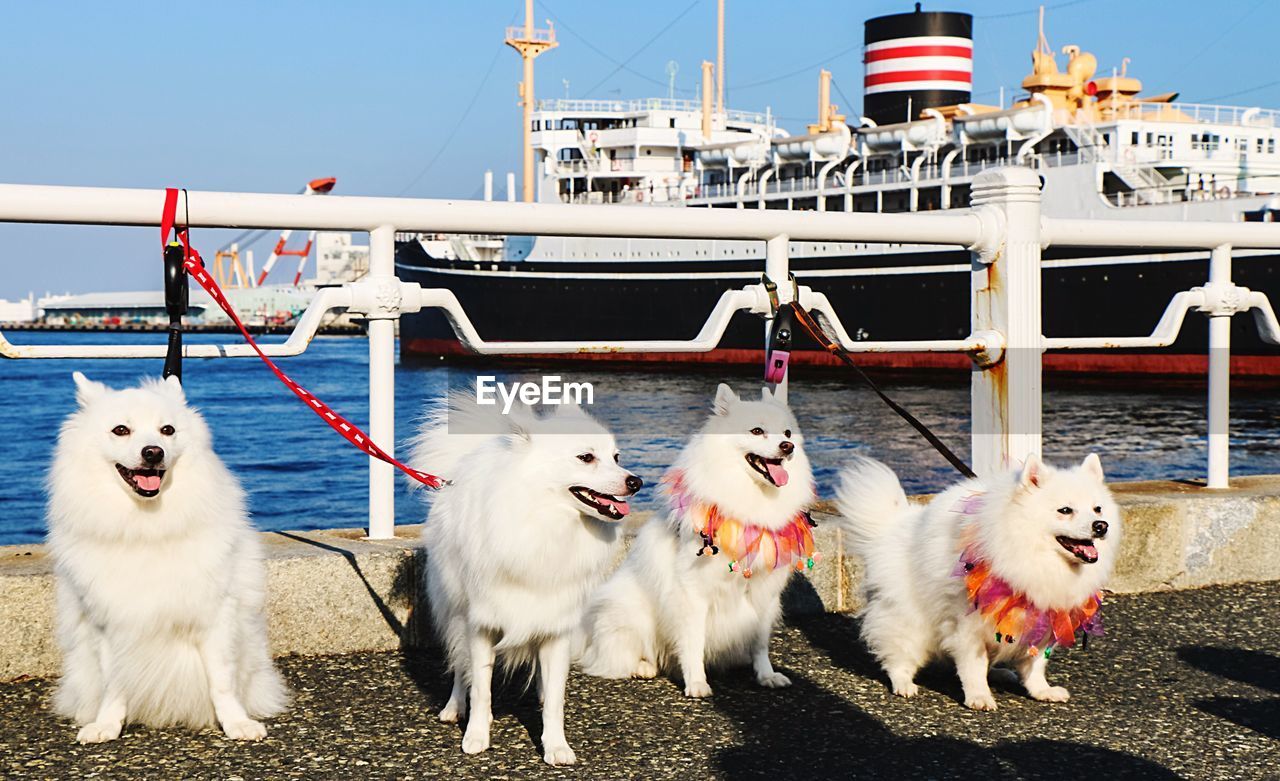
412 393 643 765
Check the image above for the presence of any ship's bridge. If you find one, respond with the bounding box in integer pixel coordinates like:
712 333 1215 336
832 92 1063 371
530 98 773 205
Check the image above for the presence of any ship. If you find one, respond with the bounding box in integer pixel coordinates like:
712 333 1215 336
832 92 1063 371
395 4 1280 376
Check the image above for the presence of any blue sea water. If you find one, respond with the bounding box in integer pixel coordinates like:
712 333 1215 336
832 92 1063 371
2 331 1277 545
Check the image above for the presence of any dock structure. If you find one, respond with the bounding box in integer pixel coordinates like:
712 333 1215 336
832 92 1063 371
0 579 1275 779
0 170 1278 777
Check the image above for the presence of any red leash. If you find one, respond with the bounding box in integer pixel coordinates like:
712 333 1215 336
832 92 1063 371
160 188 446 489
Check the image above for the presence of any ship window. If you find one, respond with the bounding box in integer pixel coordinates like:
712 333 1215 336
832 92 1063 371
1270 139 1276 154
1131 132 1139 145
1146 133 1153 145
1257 138 1265 153
670 118 676 128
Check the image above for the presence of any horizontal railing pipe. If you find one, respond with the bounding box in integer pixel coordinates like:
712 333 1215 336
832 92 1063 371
0 184 986 246
1043 217 1280 250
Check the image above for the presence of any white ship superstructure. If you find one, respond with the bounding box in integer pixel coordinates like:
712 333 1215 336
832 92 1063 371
392 4 1280 373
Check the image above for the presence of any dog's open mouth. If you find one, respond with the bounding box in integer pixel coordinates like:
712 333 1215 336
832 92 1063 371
1056 536 1099 564
116 464 165 498
745 453 789 487
569 486 629 520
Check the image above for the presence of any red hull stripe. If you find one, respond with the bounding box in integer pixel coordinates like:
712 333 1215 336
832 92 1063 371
404 338 1280 378
865 45 972 62
865 69 973 87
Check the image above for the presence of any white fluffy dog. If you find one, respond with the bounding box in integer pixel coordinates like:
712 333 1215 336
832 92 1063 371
47 373 287 743
834 453 1120 710
411 395 642 766
579 383 816 698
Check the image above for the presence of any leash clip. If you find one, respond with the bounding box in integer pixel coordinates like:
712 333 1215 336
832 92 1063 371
762 273 799 385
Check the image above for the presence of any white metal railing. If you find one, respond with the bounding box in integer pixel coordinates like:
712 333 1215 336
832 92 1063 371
1 170 1278 540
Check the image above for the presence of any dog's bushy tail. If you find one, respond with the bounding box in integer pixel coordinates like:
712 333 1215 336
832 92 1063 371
833 456 909 557
407 389 524 489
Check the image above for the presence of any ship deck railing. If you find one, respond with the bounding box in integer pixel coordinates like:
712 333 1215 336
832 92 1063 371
535 97 769 126
1 170 1279 538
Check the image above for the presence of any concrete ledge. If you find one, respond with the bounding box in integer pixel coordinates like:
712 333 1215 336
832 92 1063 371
3 475 1278 681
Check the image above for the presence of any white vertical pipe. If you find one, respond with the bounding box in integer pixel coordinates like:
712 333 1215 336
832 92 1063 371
367 225 397 539
484 170 494 202
969 167 1044 477
766 233 790 403
1207 243 1232 488
506 172 517 202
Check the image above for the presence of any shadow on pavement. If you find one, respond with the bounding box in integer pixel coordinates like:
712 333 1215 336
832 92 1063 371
1178 646 1280 740
392 548 549 755
709 666 1180 780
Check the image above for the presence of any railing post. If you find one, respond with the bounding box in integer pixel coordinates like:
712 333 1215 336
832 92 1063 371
766 234 790 402
366 225 399 539
968 167 1044 477
1207 243 1232 488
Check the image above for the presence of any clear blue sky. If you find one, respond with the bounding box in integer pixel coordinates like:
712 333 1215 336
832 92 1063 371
2 0 1278 299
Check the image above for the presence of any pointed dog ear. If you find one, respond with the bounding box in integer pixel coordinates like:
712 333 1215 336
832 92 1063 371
505 404 536 446
72 372 108 407
1081 453 1105 482
162 374 186 402
1018 452 1046 489
712 383 738 416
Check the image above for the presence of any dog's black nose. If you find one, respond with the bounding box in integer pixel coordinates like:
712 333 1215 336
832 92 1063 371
778 441 794 455
1092 520 1108 538
625 474 643 493
141 445 164 465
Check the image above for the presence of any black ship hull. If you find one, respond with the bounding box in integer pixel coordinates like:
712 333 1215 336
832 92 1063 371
395 241 1280 377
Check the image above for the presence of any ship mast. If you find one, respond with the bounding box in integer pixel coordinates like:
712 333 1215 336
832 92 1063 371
716 0 725 116
505 0 557 203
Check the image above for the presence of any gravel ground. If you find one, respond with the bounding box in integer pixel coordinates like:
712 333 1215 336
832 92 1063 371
1 582 1277 780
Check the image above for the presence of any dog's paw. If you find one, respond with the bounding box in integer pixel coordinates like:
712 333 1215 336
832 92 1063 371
461 726 490 755
684 680 714 698
222 718 267 741
1030 685 1071 703
76 721 122 744
891 680 920 698
756 671 792 689
632 659 658 679
543 742 578 766
438 703 462 723
964 692 998 711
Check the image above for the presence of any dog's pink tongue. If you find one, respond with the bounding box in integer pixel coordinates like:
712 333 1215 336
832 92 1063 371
600 496 630 516
1067 540 1098 561
766 461 789 487
134 474 161 492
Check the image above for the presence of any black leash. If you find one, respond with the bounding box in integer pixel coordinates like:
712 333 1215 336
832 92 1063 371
785 296 977 480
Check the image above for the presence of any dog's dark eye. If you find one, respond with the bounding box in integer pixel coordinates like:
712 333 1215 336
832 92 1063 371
750 427 765 436
160 425 175 436
784 429 792 438
1093 506 1102 514
111 425 130 437
1057 506 1074 515
577 453 595 463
